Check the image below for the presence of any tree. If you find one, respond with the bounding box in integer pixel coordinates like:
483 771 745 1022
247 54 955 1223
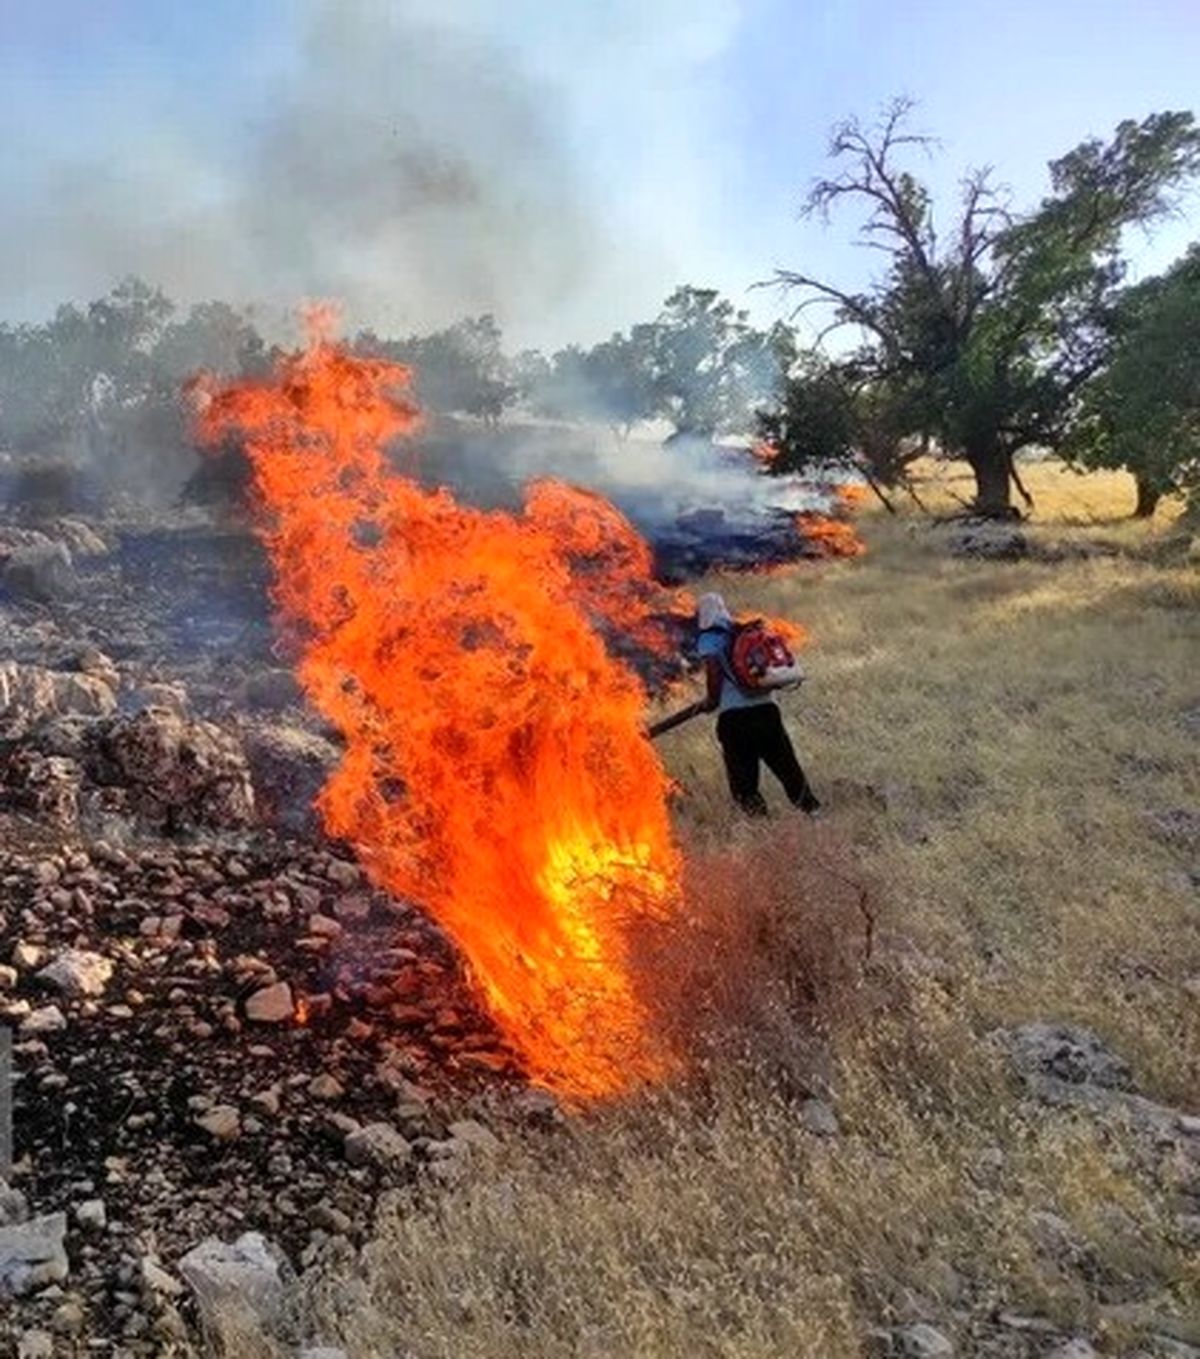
357 315 516 425
1067 243 1200 516
651 286 788 440
153 301 268 383
776 101 1200 515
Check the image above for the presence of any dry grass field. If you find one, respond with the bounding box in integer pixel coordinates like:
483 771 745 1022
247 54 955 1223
232 461 1198 1359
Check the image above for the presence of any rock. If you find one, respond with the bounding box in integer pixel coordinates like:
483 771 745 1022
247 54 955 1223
326 860 361 888
895 1323 955 1357
299 1349 350 1359
1148 806 1200 848
242 723 339 834
50 517 109 559
0 1212 70 1299
73 1198 107 1231
177 1231 287 1325
19 1004 66 1035
195 1105 241 1141
51 672 116 718
798 1098 840 1137
1 540 76 600
1045 1341 1099 1359
0 1181 29 1226
141 1256 186 1297
0 964 16 989
946 523 1028 561
308 1073 344 1102
37 948 114 998
91 707 255 830
240 668 303 710
11 941 43 970
447 1118 502 1156
997 1022 1133 1090
129 682 190 718
16 1330 55 1359
246 981 294 1024
307 913 343 939
344 1123 412 1172
250 1087 282 1117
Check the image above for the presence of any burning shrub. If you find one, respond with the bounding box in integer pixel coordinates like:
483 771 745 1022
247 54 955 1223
189 328 693 1100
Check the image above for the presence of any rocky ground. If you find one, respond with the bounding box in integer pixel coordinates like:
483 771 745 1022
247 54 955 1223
0 512 556 1354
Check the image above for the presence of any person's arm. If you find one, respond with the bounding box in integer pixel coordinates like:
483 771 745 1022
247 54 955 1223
703 655 723 712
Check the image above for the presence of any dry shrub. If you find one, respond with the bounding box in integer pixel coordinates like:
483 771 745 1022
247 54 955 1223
635 816 875 1098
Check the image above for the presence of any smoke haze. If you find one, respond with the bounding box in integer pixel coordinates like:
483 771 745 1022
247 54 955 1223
0 0 745 348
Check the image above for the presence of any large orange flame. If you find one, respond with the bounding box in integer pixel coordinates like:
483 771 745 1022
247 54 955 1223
191 336 682 1099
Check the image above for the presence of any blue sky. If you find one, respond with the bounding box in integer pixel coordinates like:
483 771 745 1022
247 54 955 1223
1 0 1197 347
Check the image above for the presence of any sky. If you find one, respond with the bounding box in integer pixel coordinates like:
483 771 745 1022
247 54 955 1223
1 0 1198 349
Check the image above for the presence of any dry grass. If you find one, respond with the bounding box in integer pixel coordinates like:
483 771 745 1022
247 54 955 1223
241 460 1197 1359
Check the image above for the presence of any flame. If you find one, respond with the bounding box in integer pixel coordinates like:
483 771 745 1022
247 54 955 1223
294 994 310 1026
191 332 682 1099
796 511 865 558
750 439 781 469
835 483 869 509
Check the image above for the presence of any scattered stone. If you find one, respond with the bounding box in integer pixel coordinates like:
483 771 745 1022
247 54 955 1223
37 948 113 998
141 1256 186 1297
299 1349 350 1359
0 1184 27 1233
195 1105 241 1141
326 860 361 888
73 1198 107 1231
1 540 76 600
19 1004 66 1036
0 963 16 989
246 981 294 1024
447 1118 502 1156
308 1073 344 1102
16 1330 55 1359
997 1022 1133 1090
344 1123 412 1172
0 1212 70 1299
250 1086 282 1117
177 1231 287 1325
946 523 1028 561
895 1323 955 1357
798 1097 840 1137
11 941 43 970
1045 1340 1100 1359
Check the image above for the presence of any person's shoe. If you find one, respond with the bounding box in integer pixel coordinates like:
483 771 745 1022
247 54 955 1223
803 803 824 821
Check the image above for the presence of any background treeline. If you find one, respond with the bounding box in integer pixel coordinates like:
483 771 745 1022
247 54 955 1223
1 105 1197 517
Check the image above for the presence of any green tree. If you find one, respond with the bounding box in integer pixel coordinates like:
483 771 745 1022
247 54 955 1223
776 101 1200 515
357 315 516 425
1067 244 1200 516
651 286 787 440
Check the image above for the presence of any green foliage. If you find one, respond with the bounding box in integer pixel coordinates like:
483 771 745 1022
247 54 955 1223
357 314 516 425
1067 243 1200 514
777 101 1200 513
649 286 788 438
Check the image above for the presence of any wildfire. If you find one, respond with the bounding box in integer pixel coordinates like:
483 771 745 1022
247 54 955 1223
750 439 781 469
190 331 682 1099
796 511 866 558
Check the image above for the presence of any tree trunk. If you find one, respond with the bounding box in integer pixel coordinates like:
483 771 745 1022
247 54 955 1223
966 446 1014 517
1133 473 1162 518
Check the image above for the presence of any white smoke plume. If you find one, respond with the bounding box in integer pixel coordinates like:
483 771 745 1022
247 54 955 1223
0 0 749 348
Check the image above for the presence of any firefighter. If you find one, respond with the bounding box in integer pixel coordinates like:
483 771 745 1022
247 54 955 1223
696 591 821 818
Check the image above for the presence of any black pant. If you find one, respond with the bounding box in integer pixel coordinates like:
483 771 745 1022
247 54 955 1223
716 704 819 817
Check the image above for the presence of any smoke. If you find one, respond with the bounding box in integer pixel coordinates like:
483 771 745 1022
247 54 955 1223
1 0 748 348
